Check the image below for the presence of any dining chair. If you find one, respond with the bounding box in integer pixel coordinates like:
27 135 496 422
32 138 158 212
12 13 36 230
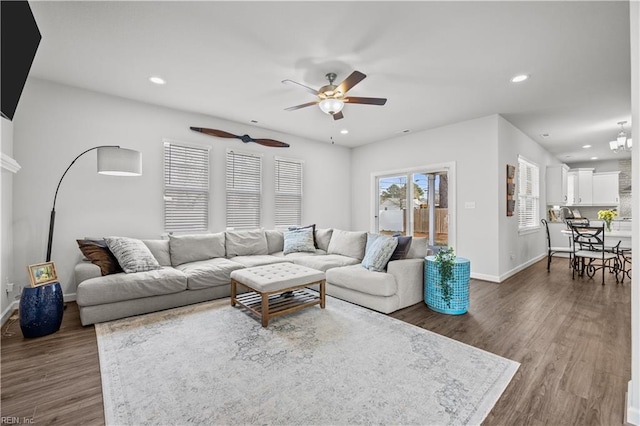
541 219 574 272
570 224 620 285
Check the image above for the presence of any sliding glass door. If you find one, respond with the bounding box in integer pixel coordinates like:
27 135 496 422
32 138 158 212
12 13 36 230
375 168 450 247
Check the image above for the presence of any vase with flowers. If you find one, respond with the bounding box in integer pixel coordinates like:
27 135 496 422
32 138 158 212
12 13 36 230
597 209 618 231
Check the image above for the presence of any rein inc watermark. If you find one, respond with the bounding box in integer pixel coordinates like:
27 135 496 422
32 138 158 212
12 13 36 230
1 417 34 424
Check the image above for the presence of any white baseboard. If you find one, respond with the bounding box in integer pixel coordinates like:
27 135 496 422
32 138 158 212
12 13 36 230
470 254 546 284
499 254 546 282
1 292 77 327
1 300 19 326
627 382 640 425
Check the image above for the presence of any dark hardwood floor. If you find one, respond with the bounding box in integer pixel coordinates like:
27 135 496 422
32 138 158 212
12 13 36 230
1 258 630 425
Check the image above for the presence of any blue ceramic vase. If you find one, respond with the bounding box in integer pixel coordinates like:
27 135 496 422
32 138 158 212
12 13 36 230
19 282 64 338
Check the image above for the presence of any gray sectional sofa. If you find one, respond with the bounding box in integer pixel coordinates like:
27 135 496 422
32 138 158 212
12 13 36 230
75 228 429 325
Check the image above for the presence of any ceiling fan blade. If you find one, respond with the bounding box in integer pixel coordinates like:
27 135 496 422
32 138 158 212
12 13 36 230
285 101 318 111
332 111 344 120
344 96 387 106
282 79 318 96
253 139 290 148
336 70 366 95
190 127 238 138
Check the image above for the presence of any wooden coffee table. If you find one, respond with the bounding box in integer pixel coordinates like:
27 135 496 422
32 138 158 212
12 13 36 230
230 263 326 327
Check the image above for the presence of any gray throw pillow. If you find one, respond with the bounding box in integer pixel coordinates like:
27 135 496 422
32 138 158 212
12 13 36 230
283 228 316 255
315 228 333 251
265 230 284 254
361 235 399 272
105 236 162 273
389 235 413 261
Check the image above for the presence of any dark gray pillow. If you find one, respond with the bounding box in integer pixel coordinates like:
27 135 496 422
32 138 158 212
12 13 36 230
389 236 413 262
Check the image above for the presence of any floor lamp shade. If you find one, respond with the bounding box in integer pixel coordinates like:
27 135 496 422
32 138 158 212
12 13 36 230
98 147 142 176
46 145 142 262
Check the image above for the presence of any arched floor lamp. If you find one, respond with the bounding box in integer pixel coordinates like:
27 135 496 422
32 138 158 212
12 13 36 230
46 146 142 261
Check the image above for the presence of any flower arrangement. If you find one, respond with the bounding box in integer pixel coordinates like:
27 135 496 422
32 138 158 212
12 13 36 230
597 209 618 231
434 247 456 307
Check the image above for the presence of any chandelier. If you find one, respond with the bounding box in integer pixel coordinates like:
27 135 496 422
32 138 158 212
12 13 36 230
609 121 632 153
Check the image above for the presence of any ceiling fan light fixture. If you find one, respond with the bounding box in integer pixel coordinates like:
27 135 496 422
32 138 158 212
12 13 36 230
319 98 344 115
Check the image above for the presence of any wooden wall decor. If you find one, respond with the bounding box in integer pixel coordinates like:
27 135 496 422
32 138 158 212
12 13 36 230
506 164 516 216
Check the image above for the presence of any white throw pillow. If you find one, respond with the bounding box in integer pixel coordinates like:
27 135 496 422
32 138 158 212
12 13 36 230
283 228 316 255
105 236 162 273
361 234 399 272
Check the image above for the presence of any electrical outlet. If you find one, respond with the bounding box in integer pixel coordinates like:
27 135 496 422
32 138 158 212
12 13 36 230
7 282 14 292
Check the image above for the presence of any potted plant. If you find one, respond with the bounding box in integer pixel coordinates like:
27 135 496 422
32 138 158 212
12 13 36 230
597 209 618 231
434 247 456 307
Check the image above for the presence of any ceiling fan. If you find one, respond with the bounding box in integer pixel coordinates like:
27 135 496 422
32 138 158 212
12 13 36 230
282 70 387 120
190 127 289 148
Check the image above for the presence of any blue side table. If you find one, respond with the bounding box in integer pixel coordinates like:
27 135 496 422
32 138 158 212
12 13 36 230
425 256 470 315
19 282 64 338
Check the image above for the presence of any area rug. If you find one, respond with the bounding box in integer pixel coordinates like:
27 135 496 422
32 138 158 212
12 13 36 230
95 296 519 425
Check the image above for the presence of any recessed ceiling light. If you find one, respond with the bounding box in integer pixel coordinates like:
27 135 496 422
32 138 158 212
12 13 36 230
540 133 550 138
582 145 591 149
250 120 258 124
510 74 529 83
402 129 411 133
149 76 166 85
591 156 599 160
340 129 349 135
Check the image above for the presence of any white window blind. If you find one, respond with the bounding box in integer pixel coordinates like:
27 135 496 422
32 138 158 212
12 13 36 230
226 149 262 229
164 141 210 232
517 156 540 231
275 157 303 228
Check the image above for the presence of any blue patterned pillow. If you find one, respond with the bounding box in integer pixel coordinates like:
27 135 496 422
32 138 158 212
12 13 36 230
105 236 162 273
283 228 316 255
361 235 399 272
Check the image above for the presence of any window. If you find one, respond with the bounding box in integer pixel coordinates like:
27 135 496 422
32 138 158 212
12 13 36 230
226 149 262 229
164 140 210 232
517 156 540 231
275 157 303 228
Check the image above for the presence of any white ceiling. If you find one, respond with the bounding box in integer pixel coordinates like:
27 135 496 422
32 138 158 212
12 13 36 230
28 1 632 162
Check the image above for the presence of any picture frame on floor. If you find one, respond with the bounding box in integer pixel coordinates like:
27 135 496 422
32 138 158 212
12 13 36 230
27 261 59 287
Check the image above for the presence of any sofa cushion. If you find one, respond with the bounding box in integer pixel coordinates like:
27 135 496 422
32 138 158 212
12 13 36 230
283 227 316 255
361 234 398 272
225 229 268 257
175 258 245 290
315 228 333 251
291 254 361 272
169 233 225 266
76 239 122 276
389 235 413 262
142 239 172 266
105 236 162 273
265 230 284 254
326 264 398 297
76 267 187 306
407 237 428 259
226 255 290 268
271 249 327 258
327 230 367 260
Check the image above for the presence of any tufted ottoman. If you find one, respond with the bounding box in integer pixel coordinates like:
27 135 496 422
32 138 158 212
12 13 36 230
230 263 326 326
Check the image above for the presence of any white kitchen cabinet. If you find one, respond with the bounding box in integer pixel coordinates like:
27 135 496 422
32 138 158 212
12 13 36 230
592 171 620 205
567 168 593 206
546 164 569 205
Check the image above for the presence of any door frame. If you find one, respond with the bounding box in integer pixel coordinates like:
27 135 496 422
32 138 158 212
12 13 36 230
370 161 457 249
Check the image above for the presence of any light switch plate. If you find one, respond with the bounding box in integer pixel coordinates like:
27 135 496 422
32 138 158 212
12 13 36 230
465 201 476 209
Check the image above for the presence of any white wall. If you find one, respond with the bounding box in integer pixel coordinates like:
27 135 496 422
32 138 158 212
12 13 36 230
1 118 16 320
12 78 352 297
497 116 557 280
627 1 639 423
351 115 501 279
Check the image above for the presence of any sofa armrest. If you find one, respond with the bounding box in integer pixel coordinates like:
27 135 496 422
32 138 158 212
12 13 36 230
387 258 424 308
75 261 101 285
